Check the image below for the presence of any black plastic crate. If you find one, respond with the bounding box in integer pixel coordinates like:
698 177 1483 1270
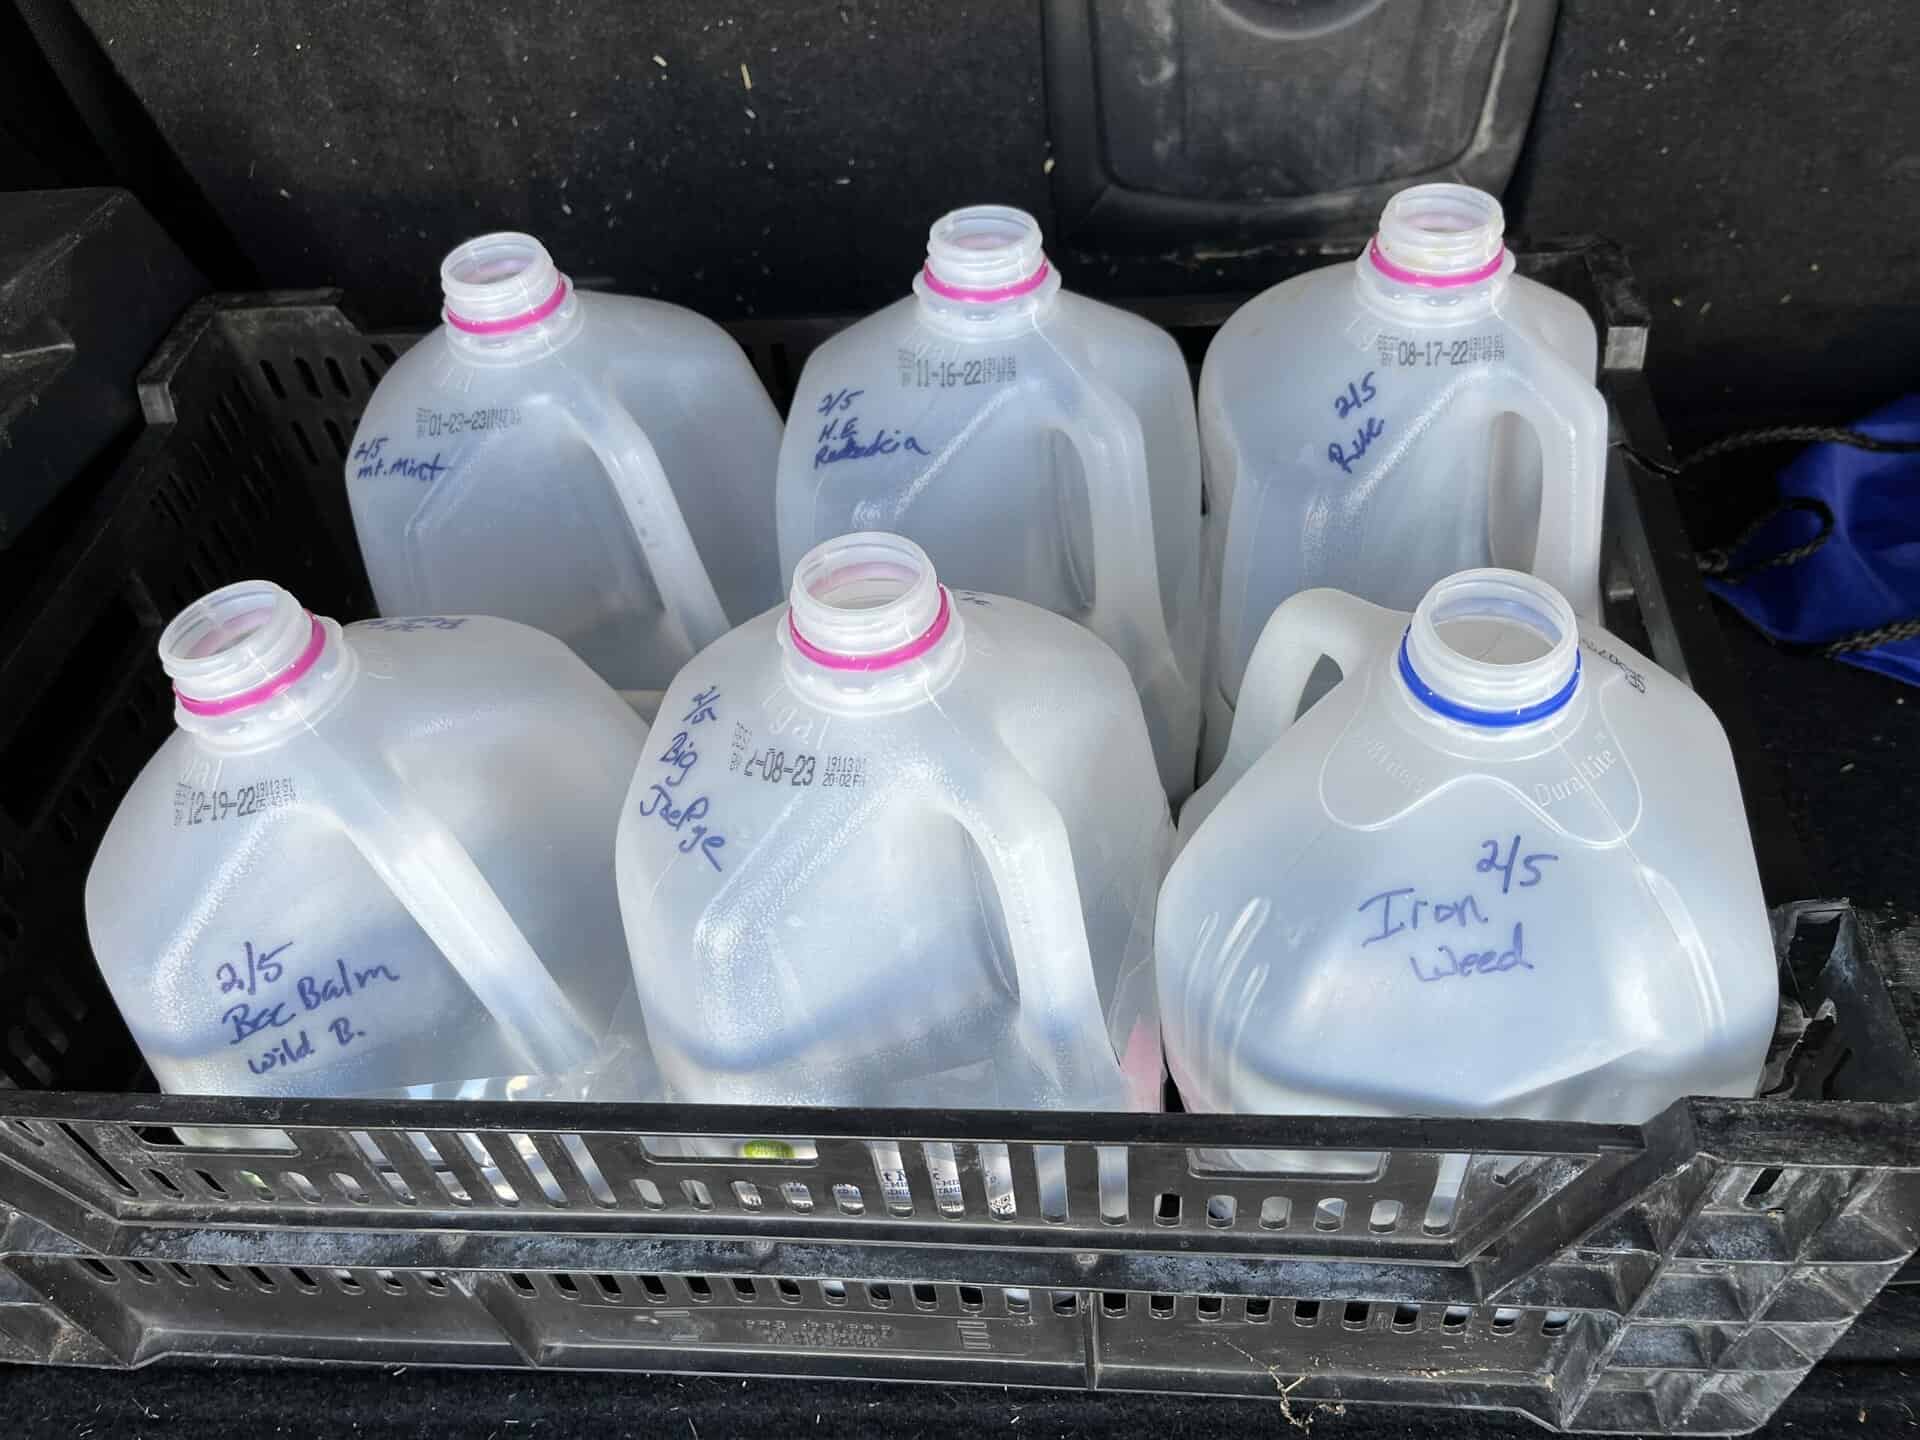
3 244 1914 1434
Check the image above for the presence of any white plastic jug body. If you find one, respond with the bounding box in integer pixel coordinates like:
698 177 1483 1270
774 207 1204 800
1198 184 1606 772
347 232 784 703
1162 569 1776 1134
616 532 1172 1112
85 582 648 1101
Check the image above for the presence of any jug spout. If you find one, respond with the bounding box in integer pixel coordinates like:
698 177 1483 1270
160 580 357 741
438 231 581 352
1400 569 1582 729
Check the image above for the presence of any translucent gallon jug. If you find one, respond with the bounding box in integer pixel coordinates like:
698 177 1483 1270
1198 183 1607 773
1162 569 1776 1134
85 582 647 1103
346 232 784 710
774 206 1204 800
616 532 1172 1112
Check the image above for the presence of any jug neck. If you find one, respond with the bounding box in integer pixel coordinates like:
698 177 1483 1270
439 232 584 361
912 205 1061 336
1352 183 1515 321
780 532 963 709
1395 569 1581 734
162 581 359 748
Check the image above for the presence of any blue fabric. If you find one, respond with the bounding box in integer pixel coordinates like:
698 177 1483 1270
1706 394 1920 686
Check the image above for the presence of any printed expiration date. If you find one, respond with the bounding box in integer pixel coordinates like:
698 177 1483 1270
174 777 297 827
897 350 1017 389
1375 334 1507 369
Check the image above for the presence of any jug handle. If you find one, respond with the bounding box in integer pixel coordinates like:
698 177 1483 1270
321 750 599 1077
1049 375 1190 764
568 391 733 657
1204 588 1405 807
935 745 1128 1108
1510 343 1608 622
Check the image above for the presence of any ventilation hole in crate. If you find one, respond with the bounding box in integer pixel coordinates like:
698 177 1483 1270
1542 1311 1571 1337
1148 1292 1174 1319
1313 1198 1346 1231
591 1274 621 1301
1442 1305 1470 1331
505 1133 566 1206
832 1183 865 1216
560 1134 616 1206
204 406 235 455
53 814 79 847
1744 1166 1788 1209
640 1274 667 1300
168 1263 199 1288
634 1177 666 1210
372 342 399 366
287 420 319 466
866 1283 892 1308
1096 1145 1128 1224
380 1271 406 1295
1393 1304 1421 1332
731 1277 757 1301
234 1169 275 1202
1005 1289 1031 1316
1205 1194 1237 1228
288 1267 318 1292
246 1266 277 1293
192 1168 232 1198
206 1265 237 1290
421 1273 448 1295
321 417 349 460
685 1276 713 1301
821 1280 847 1306
1051 1291 1079 1317
977 1143 1017 1218
54 1124 141 1197
911 1283 938 1309
1294 1300 1320 1326
360 356 383 391
732 1180 764 1211
332 1172 372 1204
922 1143 964 1216
258 359 288 399
868 1140 913 1216
1343 1301 1371 1329
0 906 21 946
1154 1191 1182 1226
1195 1295 1222 1321
125 1260 158 1285
1491 1307 1521 1335
1100 1292 1128 1317
349 1132 417 1205
682 1179 714 1211
220 385 250 424
79 1258 117 1283
1369 1199 1404 1233
1245 1297 1272 1324
1423 1160 1464 1234
779 1181 813 1213
1033 1144 1069 1222
456 1132 516 1203
333 1271 363 1295
777 1278 804 1304
551 1273 579 1299
292 356 322 398
1244 1198 1290 1228
323 355 352 398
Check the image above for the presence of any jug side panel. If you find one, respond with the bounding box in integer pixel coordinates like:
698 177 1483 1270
598 297 786 624
360 619 644 1027
780 317 1093 618
1063 295 1204 649
86 737 519 1098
